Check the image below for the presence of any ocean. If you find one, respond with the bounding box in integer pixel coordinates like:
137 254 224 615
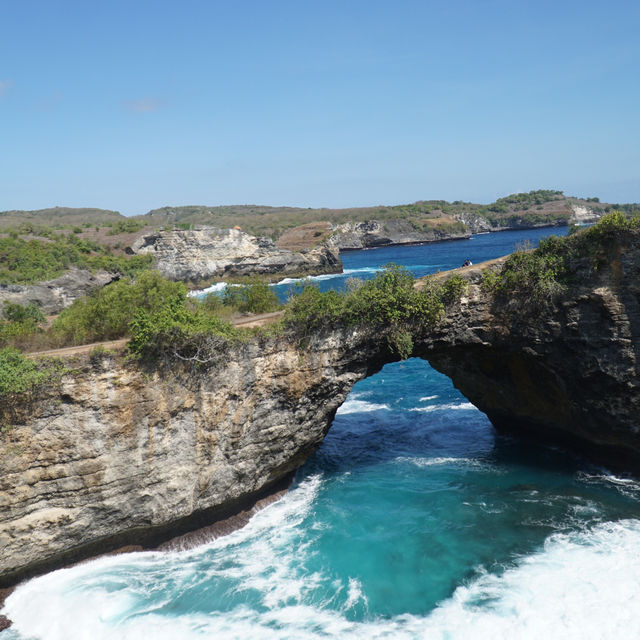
5 226 640 639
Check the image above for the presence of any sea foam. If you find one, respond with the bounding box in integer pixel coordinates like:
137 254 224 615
409 401 477 413
6 519 640 639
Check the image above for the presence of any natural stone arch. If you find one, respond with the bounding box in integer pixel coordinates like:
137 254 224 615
2 245 640 587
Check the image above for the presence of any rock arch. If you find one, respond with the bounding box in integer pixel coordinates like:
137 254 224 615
2 247 639 587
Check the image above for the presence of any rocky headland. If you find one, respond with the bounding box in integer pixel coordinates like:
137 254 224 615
328 219 470 250
1 224 639 594
130 226 342 283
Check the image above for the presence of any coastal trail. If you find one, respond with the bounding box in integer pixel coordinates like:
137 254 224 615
25 310 284 359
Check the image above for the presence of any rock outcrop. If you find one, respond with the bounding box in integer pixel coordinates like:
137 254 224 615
2 232 640 588
329 219 469 250
130 226 342 283
0 269 118 315
569 203 602 225
0 327 390 587
422 242 640 468
451 211 572 234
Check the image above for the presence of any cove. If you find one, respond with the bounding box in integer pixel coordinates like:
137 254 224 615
4 224 640 639
5 363 640 639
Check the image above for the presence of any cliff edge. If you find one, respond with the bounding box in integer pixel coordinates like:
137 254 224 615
2 219 640 589
130 226 342 283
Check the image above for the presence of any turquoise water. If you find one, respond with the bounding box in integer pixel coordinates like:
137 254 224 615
5 227 640 639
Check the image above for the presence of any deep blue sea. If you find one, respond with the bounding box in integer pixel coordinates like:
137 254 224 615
5 227 640 639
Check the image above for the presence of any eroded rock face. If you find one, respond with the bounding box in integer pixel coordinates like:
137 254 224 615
0 328 393 586
131 226 342 282
0 269 118 314
329 219 469 250
419 242 640 467
570 203 602 224
2 236 640 587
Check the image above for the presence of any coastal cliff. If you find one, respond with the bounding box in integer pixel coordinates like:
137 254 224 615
420 244 640 466
2 222 640 590
0 327 391 588
130 226 342 283
328 219 469 250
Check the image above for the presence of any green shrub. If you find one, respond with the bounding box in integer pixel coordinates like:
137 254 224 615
106 220 146 236
211 281 281 315
51 271 187 345
439 274 469 304
0 302 47 349
2 302 46 325
0 235 153 284
237 282 280 314
128 301 238 362
284 264 448 358
0 347 63 396
283 285 345 333
483 211 640 304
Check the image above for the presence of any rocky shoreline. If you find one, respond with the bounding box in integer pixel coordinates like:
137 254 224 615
130 226 342 283
0 473 294 632
2 226 639 618
328 219 470 250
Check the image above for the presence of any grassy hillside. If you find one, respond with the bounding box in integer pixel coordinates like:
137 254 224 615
136 200 485 238
0 234 153 285
134 191 637 241
2 193 639 254
0 207 125 229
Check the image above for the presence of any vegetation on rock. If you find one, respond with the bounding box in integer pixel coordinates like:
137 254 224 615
50 271 187 346
0 302 47 351
0 234 153 284
0 348 66 423
283 265 467 358
483 211 640 303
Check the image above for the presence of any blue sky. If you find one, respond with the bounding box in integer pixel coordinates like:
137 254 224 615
1 0 639 215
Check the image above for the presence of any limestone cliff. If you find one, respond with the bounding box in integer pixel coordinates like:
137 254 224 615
329 219 469 250
569 203 602 224
0 327 391 587
2 231 640 589
130 226 342 283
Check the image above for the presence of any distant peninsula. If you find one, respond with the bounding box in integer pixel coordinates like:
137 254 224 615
1 189 638 314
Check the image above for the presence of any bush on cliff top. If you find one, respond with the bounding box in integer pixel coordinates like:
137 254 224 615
283 264 464 358
483 211 640 303
0 347 65 397
128 301 239 362
0 234 153 284
51 271 188 346
220 280 280 314
126 264 467 364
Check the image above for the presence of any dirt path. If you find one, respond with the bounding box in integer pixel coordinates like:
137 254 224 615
25 255 506 361
231 310 283 328
26 311 285 360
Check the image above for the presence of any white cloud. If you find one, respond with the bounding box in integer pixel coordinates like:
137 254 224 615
124 97 166 113
0 79 12 98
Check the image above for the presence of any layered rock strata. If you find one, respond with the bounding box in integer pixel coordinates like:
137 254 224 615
130 226 342 282
0 327 393 588
2 234 640 588
329 219 469 250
